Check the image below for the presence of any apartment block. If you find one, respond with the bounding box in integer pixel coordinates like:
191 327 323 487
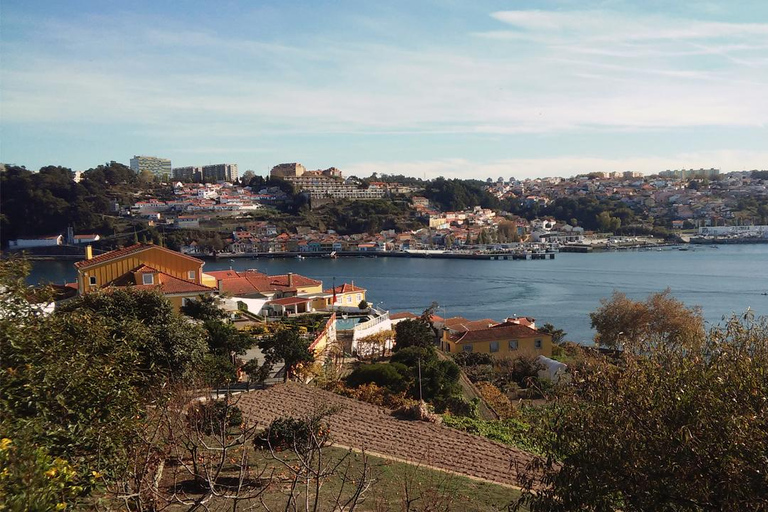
130 155 172 179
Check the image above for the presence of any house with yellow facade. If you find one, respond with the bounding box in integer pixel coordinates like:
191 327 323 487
74 243 216 310
442 318 553 358
323 282 367 310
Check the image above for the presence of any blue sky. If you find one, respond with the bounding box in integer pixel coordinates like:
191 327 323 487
2 0 767 179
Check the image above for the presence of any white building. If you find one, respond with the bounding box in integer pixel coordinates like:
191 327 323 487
9 235 64 249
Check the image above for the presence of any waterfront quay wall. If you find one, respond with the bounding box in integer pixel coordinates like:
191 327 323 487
205 251 556 261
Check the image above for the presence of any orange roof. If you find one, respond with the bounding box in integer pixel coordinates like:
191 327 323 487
75 243 203 269
444 317 497 331
390 312 418 321
324 283 366 294
106 265 214 295
207 270 240 280
213 270 321 296
448 324 542 344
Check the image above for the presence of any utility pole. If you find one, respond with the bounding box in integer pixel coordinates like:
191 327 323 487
418 358 423 402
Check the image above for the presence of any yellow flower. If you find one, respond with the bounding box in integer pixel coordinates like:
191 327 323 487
0 438 11 451
55 503 67 510
45 467 58 478
91 470 103 479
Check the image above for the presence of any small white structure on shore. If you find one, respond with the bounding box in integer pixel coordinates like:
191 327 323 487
8 235 63 249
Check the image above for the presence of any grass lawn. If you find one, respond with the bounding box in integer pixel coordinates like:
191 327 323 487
163 446 524 511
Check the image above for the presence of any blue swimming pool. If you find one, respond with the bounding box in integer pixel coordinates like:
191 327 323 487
336 316 368 330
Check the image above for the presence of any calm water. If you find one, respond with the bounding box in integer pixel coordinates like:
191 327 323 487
29 245 768 343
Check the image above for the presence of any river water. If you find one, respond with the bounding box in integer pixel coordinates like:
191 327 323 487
28 245 768 344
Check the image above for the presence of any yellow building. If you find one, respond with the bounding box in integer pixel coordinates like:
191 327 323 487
442 320 552 358
74 243 215 310
323 283 367 309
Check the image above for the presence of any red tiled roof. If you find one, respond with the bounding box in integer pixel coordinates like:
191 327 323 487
207 270 240 280
74 243 203 269
324 283 366 294
444 317 497 331
449 324 542 344
390 312 418 321
106 265 214 295
212 270 321 296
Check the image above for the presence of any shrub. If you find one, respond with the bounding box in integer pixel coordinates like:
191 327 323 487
188 400 243 436
255 414 331 454
453 352 493 367
346 363 410 393
475 381 517 419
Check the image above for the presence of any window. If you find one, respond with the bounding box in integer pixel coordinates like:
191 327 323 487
182 297 192 306
188 270 196 280
535 339 542 349
142 274 154 285
89 276 97 286
509 339 518 350
346 295 352 303
463 344 473 353
356 294 361 302
489 341 499 353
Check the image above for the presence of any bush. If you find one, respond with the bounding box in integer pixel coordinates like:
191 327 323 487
255 414 331 453
441 416 539 453
188 400 243 436
453 352 493 367
346 363 410 393
493 353 545 389
432 396 478 417
475 382 517 419
330 381 417 410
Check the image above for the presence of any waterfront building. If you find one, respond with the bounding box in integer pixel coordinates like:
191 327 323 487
8 235 63 249
130 155 172 179
74 243 216 310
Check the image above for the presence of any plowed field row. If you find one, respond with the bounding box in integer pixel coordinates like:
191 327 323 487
237 383 538 488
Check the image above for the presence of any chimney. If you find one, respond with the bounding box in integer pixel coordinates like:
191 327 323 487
85 245 93 260
287 272 294 287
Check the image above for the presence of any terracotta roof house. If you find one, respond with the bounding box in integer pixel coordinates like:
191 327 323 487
74 243 215 310
442 320 552 358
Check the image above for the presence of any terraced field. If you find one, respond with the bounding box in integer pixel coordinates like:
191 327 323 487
237 383 538 489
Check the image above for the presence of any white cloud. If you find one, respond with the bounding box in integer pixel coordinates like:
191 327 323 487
344 150 768 181
1 6 767 174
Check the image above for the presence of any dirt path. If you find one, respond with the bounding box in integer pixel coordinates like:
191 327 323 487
237 383 538 489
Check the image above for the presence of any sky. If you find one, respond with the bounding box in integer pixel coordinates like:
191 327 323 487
1 0 767 180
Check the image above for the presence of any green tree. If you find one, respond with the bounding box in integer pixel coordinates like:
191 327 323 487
394 318 434 351
0 259 207 506
537 323 566 344
181 294 228 322
258 328 315 382
517 313 768 511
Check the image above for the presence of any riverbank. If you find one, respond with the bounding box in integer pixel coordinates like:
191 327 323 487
203 250 557 261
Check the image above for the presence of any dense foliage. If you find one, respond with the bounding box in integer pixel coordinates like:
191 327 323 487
257 328 315 383
424 177 500 211
517 308 768 511
590 289 704 349
394 318 434 351
0 259 207 507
